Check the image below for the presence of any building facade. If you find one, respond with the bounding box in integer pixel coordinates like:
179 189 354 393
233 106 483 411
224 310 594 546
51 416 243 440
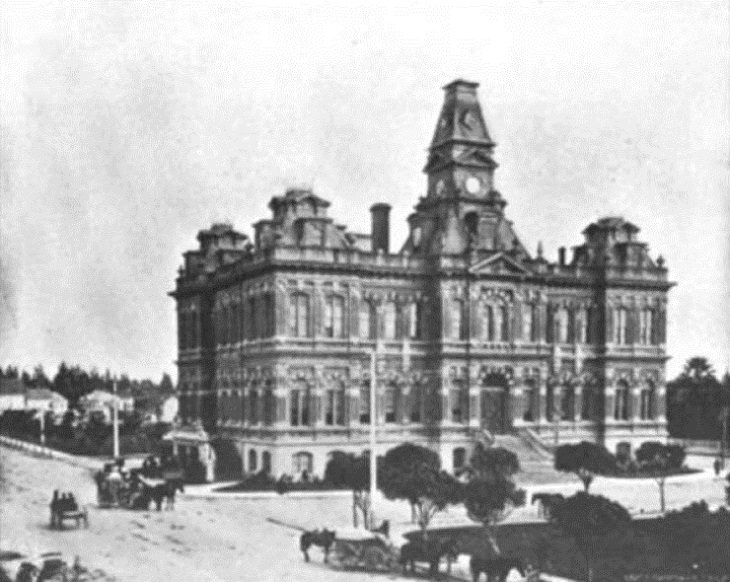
171 80 672 479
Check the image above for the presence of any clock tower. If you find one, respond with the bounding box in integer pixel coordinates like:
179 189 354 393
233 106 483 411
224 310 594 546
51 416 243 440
404 80 528 257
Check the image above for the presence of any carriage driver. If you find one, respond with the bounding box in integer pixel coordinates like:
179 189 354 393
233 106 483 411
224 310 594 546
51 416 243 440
108 463 123 504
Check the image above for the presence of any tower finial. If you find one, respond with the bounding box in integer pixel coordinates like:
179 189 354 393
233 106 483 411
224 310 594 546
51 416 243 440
537 241 544 259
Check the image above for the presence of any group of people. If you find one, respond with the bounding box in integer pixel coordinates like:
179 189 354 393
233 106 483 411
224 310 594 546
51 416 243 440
50 490 79 513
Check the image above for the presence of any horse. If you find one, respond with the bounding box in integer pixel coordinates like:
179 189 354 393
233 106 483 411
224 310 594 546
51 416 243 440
399 537 460 577
299 528 336 563
531 492 564 519
470 556 525 582
146 479 185 511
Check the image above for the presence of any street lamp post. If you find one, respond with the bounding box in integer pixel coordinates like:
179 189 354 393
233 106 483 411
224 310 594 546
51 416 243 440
368 342 379 529
112 380 120 459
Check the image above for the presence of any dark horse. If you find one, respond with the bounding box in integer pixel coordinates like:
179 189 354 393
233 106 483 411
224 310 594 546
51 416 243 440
146 479 185 511
299 528 336 563
531 492 564 519
470 556 525 582
399 537 460 577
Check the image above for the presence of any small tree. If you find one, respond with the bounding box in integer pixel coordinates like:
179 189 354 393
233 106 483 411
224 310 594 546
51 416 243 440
550 492 631 582
380 443 464 541
324 452 371 528
463 444 526 554
635 441 686 513
554 441 617 492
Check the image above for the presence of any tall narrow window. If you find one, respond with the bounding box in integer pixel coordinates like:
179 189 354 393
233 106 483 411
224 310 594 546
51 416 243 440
451 299 464 340
290 385 310 426
408 302 421 339
264 293 274 337
324 387 345 426
581 385 592 420
383 301 397 340
451 381 465 423
576 308 588 344
492 304 502 341
639 308 653 345
521 305 533 342
359 384 370 424
500 305 509 341
479 303 493 341
384 384 397 423
561 385 574 420
325 296 345 338
522 379 536 421
640 382 655 420
613 307 628 344
358 302 371 340
614 381 630 420
249 389 259 424
290 293 310 338
557 308 569 343
410 386 422 423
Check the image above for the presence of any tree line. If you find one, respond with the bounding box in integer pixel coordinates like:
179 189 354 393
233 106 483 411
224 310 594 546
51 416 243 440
0 363 174 409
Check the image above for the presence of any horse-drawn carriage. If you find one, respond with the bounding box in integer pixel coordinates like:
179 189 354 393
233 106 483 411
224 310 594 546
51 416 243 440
49 491 88 530
330 529 398 572
94 460 184 511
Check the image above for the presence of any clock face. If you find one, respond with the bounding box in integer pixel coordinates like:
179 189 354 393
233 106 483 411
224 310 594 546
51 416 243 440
465 176 481 195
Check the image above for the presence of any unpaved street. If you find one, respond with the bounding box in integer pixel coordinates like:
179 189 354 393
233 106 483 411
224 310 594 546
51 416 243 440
2 445 727 581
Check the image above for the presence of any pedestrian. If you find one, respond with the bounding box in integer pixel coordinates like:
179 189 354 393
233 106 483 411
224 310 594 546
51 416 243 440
714 458 721 477
108 464 123 505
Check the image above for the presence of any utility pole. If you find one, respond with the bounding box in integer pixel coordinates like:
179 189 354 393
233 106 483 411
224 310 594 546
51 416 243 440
112 379 120 459
368 342 379 529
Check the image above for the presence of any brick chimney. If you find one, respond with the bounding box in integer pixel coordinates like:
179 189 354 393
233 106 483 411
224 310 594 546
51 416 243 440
370 203 391 254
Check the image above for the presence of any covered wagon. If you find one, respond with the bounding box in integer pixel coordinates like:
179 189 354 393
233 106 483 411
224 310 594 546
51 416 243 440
328 528 398 572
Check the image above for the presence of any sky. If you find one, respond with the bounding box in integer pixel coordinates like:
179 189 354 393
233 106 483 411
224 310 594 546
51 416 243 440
1 1 728 382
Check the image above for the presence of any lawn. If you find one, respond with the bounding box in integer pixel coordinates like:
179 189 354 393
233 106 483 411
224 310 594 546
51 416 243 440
405 507 730 582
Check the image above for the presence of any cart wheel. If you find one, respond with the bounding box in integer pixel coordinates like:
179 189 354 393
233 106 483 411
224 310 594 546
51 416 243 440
363 547 385 571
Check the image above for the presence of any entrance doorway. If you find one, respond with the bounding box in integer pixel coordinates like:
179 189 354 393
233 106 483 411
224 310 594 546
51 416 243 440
480 373 509 434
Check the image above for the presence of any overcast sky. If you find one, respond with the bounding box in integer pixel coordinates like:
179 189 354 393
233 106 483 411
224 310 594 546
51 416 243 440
1 1 728 382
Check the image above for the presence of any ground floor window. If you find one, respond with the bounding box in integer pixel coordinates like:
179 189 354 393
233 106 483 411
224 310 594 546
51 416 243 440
262 451 271 474
248 449 258 473
453 447 467 471
522 380 537 421
360 384 370 424
293 451 313 475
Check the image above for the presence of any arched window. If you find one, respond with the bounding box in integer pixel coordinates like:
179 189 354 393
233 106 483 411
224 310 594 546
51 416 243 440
262 451 272 475
479 303 493 341
453 447 467 471
614 381 630 421
248 449 258 473
383 301 397 339
640 381 656 420
292 451 313 474
290 293 310 338
325 295 345 338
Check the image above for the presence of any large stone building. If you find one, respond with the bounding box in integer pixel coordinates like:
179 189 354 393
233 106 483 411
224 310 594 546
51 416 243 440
170 80 672 480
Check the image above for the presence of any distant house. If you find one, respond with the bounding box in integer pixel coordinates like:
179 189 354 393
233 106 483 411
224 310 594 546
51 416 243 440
79 389 135 422
0 378 26 413
25 388 68 415
159 395 179 423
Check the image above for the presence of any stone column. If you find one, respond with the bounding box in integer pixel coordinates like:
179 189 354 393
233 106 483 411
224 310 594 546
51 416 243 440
313 367 325 427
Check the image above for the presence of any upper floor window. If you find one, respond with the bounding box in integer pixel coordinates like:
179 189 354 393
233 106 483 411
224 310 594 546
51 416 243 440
614 381 630 420
575 307 588 344
613 307 628 345
383 301 397 340
324 295 345 338
290 385 310 426
324 386 346 426
289 293 311 338
521 305 534 342
359 384 370 424
408 302 422 340
639 308 654 345
450 299 465 340
359 301 377 340
499 304 509 341
384 384 397 423
556 307 569 343
640 381 656 420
